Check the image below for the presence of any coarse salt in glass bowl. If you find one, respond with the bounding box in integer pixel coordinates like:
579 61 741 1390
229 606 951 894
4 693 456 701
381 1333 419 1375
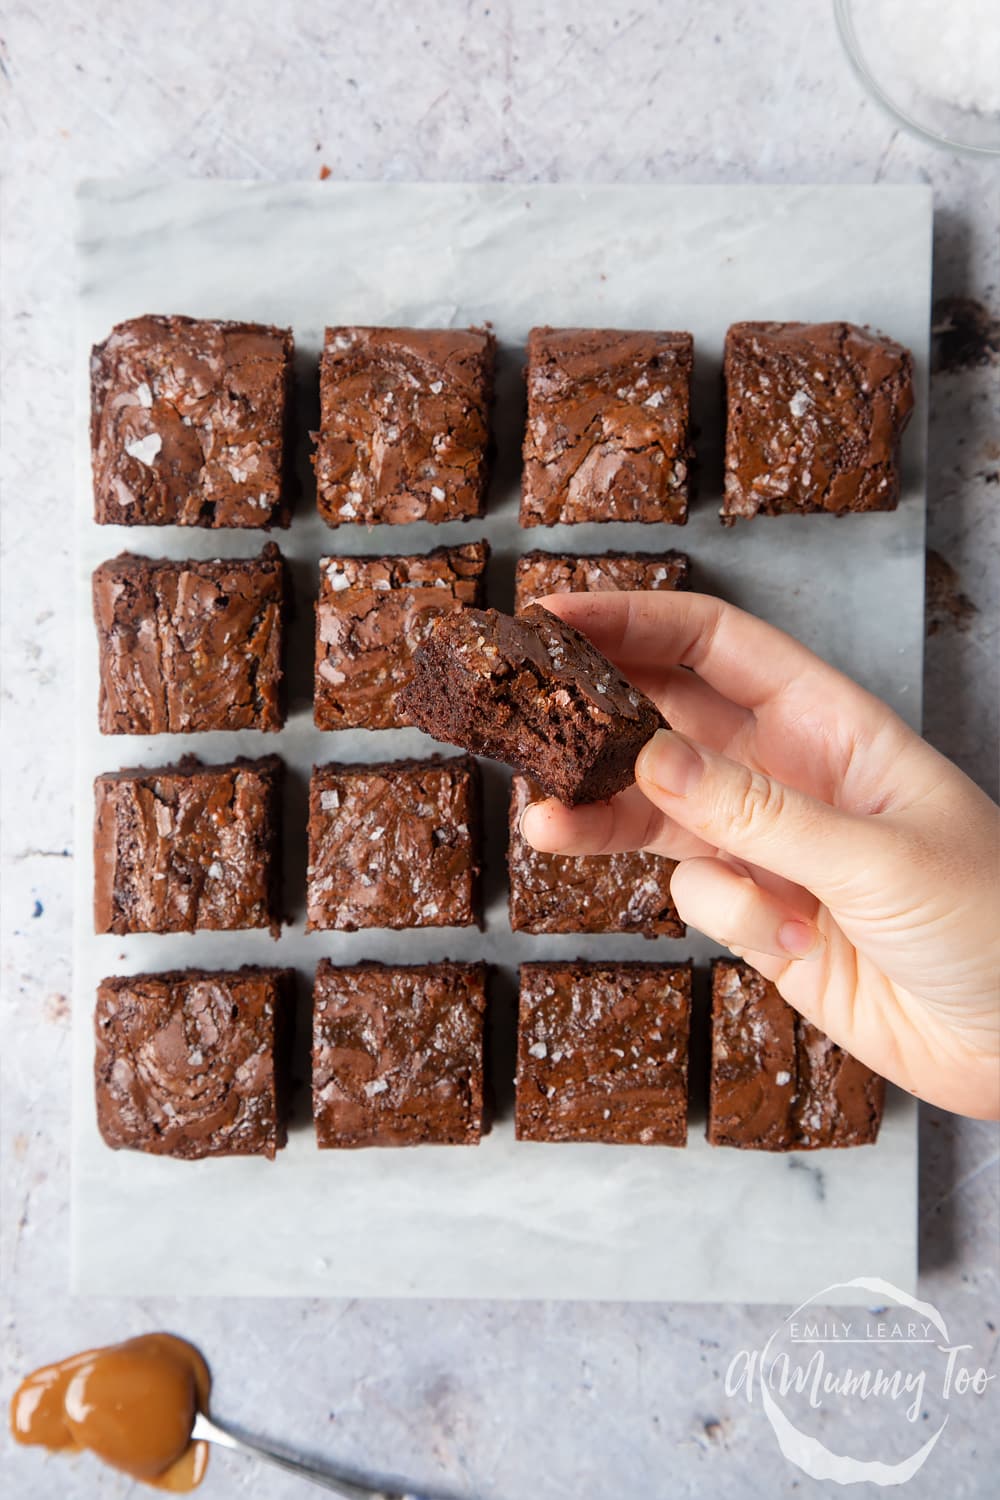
835 0 1000 157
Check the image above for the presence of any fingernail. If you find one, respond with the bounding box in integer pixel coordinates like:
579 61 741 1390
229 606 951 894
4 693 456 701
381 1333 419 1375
777 919 825 961
518 803 539 840
636 729 703 796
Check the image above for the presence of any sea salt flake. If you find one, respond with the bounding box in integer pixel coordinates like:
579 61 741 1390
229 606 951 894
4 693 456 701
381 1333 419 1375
136 381 153 408
207 862 223 879
776 1070 791 1086
364 1078 389 1096
529 1041 547 1060
320 789 341 811
125 433 162 465
430 485 446 501
789 390 810 419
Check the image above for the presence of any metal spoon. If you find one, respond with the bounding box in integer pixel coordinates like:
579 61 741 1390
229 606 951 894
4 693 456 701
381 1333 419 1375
191 1411 430 1498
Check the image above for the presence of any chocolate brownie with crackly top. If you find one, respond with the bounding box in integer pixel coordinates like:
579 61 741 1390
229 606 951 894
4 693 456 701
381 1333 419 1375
93 756 283 936
315 541 489 730
515 961 692 1145
95 967 295 1159
398 605 664 806
520 327 695 527
91 316 294 527
94 545 288 734
313 326 495 526
514 548 690 613
312 960 488 1147
722 321 914 520
708 960 885 1149
306 756 480 930
508 775 684 937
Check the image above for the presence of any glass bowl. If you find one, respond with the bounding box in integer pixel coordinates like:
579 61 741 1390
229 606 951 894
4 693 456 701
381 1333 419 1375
834 0 1000 158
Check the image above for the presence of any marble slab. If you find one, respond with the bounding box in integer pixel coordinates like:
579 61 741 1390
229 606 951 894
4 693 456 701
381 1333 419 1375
72 182 930 1302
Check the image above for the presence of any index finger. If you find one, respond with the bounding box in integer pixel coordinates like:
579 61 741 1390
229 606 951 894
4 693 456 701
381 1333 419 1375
540 590 885 722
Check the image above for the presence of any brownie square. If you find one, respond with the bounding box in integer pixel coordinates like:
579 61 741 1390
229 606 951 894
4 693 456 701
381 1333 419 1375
508 775 684 937
313 961 488 1147
722 321 915 520
306 756 480 930
94 756 283 935
514 548 690 614
708 960 885 1149
313 326 495 526
516 961 691 1145
520 327 695 527
93 544 288 735
91 316 293 527
95 967 295 1159
398 605 664 805
315 541 489 730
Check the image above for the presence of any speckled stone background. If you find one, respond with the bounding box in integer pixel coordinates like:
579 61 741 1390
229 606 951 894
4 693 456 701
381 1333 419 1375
1 4 997 1497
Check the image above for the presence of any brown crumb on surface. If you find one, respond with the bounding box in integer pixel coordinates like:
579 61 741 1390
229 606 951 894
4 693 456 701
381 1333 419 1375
926 549 978 635
931 297 1000 373
318 163 332 181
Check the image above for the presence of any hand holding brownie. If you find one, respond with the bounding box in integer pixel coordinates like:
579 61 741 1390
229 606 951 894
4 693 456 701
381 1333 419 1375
521 591 1000 1121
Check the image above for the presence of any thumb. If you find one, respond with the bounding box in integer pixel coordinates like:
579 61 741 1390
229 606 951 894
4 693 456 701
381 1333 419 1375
635 728 882 902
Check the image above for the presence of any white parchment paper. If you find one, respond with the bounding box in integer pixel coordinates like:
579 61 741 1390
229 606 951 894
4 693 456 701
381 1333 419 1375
73 182 930 1301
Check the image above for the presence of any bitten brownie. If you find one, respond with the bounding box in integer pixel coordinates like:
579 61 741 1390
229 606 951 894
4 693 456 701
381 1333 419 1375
514 548 690 613
398 604 664 805
708 960 885 1149
94 544 288 735
91 316 294 527
95 967 295 1159
312 961 488 1147
315 541 489 730
94 756 283 936
520 327 695 526
508 775 683 937
306 756 480 930
313 326 496 526
722 321 915 520
515 961 691 1145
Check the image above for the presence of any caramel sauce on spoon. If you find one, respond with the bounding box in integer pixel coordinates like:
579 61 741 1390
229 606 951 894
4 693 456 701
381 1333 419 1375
10 1333 210 1490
